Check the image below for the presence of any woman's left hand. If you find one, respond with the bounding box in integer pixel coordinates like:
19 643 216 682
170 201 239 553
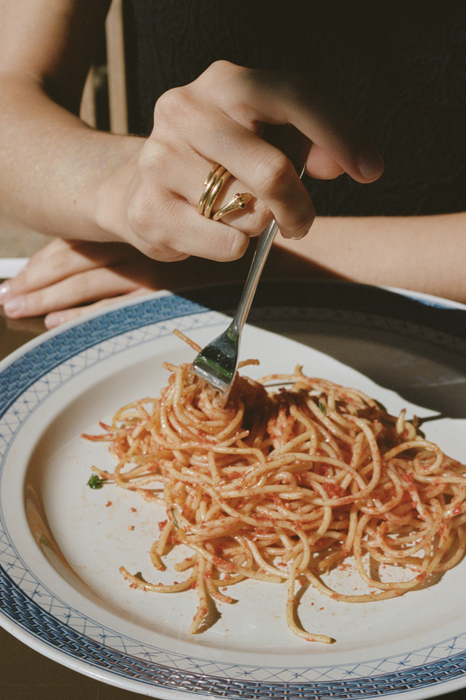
0 238 162 328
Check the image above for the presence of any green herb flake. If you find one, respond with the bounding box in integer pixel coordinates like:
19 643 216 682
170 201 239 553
317 402 327 414
87 474 107 489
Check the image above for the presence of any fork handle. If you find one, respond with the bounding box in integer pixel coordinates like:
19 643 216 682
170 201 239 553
231 219 278 336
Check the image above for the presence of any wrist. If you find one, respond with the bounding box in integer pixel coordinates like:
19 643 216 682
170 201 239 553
92 135 145 243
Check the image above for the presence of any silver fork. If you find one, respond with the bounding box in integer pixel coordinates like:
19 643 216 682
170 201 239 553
191 218 279 397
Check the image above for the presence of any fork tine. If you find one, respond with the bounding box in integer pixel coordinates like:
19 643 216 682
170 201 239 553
190 322 239 395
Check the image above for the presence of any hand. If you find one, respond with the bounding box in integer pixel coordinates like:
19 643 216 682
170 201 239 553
96 61 384 263
0 4 384 269
0 238 163 328
0 235 265 328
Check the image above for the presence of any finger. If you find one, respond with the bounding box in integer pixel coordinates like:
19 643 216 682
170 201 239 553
126 164 251 262
152 82 314 241
161 108 315 240
2 266 145 319
0 238 65 301
181 63 382 233
131 198 252 262
143 143 272 235
306 143 345 180
1 239 131 300
44 289 151 329
234 66 384 182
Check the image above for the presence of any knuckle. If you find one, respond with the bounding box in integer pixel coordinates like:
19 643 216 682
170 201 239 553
153 86 194 127
24 289 45 315
136 139 157 173
127 194 182 262
56 240 85 261
17 264 44 293
244 201 273 234
229 232 250 260
218 230 249 261
258 153 295 198
127 188 157 235
137 139 170 176
131 148 177 233
202 60 240 83
137 238 182 262
196 61 248 111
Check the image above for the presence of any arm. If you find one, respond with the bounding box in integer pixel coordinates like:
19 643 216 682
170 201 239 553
0 0 142 242
276 212 466 304
0 0 383 261
0 0 392 325
2 210 465 330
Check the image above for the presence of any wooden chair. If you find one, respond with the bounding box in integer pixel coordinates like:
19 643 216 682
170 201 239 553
80 0 128 134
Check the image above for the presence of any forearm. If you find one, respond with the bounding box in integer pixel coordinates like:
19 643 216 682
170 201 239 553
0 74 144 241
275 213 466 303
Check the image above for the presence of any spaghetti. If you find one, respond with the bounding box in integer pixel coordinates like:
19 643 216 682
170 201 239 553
84 354 466 643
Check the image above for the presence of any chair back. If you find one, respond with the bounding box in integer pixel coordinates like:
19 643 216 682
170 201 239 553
80 0 128 134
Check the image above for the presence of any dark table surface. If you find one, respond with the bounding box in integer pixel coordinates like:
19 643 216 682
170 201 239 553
1 279 466 700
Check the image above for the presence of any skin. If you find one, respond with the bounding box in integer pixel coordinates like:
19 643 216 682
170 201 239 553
0 1 381 241
0 1 464 326
276 213 466 304
4 209 466 331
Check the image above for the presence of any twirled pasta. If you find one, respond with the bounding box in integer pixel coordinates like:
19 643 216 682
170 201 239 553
84 359 466 643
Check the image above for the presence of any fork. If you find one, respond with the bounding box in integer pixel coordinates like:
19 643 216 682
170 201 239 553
190 218 279 397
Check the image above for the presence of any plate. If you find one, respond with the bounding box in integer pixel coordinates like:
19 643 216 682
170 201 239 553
1 281 466 700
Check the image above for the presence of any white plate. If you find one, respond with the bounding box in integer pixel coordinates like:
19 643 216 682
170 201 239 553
1 287 466 700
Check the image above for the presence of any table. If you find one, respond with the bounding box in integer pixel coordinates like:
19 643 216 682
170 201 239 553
1 279 466 700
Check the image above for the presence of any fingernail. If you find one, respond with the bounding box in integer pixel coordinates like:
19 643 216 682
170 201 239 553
45 312 65 328
357 151 384 180
3 296 25 317
0 282 11 302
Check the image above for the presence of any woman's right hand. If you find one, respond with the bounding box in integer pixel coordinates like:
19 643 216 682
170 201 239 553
95 60 384 264
1 5 383 271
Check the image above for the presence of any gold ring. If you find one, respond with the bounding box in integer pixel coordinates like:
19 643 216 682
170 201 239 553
212 192 253 221
197 163 231 218
204 169 232 218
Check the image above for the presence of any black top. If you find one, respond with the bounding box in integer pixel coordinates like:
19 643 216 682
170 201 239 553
124 1 466 217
